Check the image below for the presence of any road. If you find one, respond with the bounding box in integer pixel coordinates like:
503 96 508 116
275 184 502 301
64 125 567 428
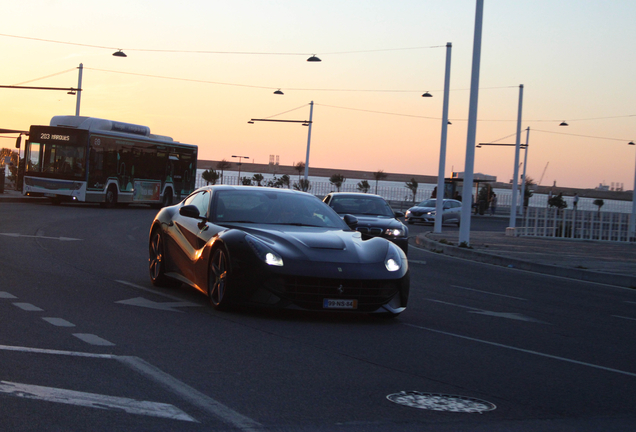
1 201 635 431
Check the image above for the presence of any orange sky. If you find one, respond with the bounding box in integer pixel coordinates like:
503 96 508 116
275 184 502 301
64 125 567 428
1 1 635 190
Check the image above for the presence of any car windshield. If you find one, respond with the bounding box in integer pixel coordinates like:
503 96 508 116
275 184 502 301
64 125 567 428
212 189 345 228
417 199 437 208
330 196 394 217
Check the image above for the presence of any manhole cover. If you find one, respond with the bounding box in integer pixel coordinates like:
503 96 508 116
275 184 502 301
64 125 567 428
387 391 496 413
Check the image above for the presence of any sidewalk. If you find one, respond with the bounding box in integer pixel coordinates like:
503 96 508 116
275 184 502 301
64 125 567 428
0 187 45 203
413 229 636 289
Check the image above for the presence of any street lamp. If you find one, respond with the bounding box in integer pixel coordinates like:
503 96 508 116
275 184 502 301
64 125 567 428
248 101 314 183
232 155 249 184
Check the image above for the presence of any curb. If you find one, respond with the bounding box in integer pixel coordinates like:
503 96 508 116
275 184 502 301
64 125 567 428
412 233 636 289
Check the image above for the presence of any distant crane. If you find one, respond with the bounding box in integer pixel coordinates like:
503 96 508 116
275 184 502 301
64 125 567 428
538 162 549 185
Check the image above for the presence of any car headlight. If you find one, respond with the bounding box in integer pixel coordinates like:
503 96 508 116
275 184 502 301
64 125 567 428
384 227 406 237
384 244 405 272
246 235 284 266
405 210 411 216
425 211 435 216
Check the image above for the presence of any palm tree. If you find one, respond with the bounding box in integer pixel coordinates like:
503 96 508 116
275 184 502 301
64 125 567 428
293 179 311 192
357 180 370 193
372 170 388 194
405 178 418 204
216 159 232 184
202 169 220 185
252 173 264 186
593 199 604 217
294 161 305 181
329 174 346 192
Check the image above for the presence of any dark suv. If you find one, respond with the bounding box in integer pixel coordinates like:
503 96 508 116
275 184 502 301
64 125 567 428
323 192 409 255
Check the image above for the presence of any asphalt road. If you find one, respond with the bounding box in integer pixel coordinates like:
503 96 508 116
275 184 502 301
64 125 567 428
1 201 635 431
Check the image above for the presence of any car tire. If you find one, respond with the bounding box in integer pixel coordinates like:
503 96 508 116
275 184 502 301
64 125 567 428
149 229 176 287
208 247 231 310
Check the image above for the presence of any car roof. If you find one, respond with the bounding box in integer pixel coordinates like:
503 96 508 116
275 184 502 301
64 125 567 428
327 192 385 199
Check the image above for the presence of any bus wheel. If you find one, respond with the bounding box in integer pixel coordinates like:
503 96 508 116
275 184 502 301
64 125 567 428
102 186 118 208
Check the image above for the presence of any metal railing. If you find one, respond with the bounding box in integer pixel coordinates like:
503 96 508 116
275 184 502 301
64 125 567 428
518 207 634 242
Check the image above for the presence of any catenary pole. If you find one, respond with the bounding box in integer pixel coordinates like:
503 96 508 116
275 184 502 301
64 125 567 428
509 84 524 228
458 0 484 246
303 101 314 182
434 42 452 233
75 63 83 116
519 127 530 217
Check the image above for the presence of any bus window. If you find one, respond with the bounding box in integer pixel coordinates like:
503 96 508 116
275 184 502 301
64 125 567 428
27 142 41 172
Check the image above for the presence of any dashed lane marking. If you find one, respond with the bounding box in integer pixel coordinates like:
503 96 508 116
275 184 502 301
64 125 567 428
42 317 76 327
72 334 115 346
0 292 17 299
13 303 43 312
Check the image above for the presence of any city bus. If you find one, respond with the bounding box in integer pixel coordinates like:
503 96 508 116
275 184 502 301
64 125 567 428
23 116 198 207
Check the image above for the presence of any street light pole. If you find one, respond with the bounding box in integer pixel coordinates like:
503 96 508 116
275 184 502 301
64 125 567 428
458 0 484 246
75 63 83 116
434 42 452 234
509 84 524 229
629 142 636 241
232 155 249 184
519 127 530 217
303 101 314 182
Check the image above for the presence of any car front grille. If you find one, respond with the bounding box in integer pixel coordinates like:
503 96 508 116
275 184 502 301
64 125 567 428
265 276 399 310
356 227 383 236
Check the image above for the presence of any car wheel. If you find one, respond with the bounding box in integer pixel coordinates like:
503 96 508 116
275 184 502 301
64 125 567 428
208 247 231 310
149 229 175 287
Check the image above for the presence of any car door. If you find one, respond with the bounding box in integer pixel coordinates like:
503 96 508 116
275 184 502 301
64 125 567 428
170 190 211 283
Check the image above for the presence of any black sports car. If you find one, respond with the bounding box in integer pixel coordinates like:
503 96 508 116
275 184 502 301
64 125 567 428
149 186 410 316
323 192 409 254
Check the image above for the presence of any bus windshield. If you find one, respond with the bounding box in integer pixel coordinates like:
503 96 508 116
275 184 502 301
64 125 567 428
26 127 88 180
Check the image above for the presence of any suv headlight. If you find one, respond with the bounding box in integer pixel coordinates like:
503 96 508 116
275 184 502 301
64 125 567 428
384 227 406 237
246 235 284 266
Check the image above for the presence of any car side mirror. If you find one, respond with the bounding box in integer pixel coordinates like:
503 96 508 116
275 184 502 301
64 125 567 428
394 211 404 218
179 204 203 220
343 214 358 228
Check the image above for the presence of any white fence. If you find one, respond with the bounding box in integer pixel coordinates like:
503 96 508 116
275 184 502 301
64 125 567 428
518 207 634 242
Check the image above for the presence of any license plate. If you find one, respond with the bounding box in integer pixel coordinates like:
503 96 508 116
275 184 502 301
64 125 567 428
323 299 358 309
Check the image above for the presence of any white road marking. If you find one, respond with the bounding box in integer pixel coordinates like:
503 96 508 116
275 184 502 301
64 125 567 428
13 303 43 312
118 356 263 431
0 345 262 431
467 310 547 323
613 315 636 322
42 317 75 327
0 344 114 358
0 291 17 298
451 285 527 301
404 323 636 378
115 280 188 302
408 260 427 265
72 334 115 346
116 297 201 312
426 298 549 324
0 233 83 241
0 381 197 422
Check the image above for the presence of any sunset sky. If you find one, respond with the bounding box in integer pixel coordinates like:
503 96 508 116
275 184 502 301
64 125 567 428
1 1 635 190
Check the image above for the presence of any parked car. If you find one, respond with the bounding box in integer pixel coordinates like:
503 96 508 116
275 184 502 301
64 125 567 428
323 192 409 255
149 186 410 317
405 198 462 226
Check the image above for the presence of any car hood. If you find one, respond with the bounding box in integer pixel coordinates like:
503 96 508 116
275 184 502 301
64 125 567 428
230 224 390 264
349 215 403 229
408 206 435 212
